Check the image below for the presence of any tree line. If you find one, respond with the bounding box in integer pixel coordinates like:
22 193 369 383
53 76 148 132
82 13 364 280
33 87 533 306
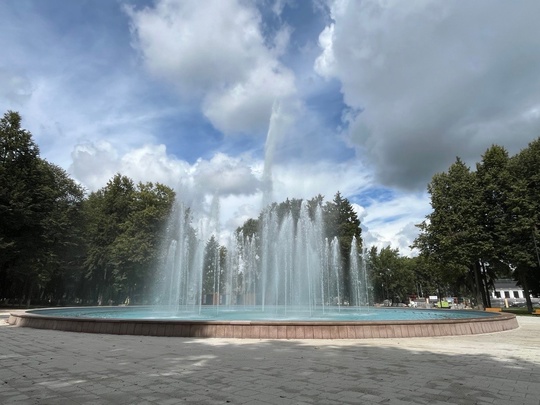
414 140 540 312
1 111 174 306
3 110 538 309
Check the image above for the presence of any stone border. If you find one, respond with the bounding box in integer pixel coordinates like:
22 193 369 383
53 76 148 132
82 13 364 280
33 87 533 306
8 309 518 339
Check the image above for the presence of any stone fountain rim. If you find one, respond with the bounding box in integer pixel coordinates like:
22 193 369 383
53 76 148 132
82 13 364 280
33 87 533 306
7 307 518 339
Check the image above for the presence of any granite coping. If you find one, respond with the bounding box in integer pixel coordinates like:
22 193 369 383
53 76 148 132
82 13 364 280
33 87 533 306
8 309 518 339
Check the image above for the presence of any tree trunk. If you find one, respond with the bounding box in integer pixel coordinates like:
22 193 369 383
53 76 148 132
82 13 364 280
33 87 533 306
480 261 492 307
518 271 534 313
473 262 486 309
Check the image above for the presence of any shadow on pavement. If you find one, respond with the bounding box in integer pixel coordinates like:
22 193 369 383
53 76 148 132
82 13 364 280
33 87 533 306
1 323 539 404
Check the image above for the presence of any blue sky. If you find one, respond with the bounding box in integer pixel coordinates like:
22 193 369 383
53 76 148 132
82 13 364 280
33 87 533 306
2 0 540 255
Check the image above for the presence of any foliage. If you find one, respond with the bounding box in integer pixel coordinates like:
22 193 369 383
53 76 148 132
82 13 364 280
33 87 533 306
202 236 227 301
368 246 415 304
0 111 85 305
324 192 362 301
415 139 540 311
83 175 175 304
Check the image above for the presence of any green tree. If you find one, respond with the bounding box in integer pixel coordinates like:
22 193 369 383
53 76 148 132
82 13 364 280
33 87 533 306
83 174 174 304
415 158 490 306
83 174 136 304
504 138 540 311
324 192 362 302
202 235 222 303
236 218 259 239
0 111 85 305
35 162 86 304
110 182 175 303
475 145 512 264
368 246 415 304
0 111 41 302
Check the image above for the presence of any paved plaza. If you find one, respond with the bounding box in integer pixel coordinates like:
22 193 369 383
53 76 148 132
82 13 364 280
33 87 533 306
1 312 539 405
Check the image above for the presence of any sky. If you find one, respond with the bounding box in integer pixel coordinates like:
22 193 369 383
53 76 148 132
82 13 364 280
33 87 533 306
2 0 540 255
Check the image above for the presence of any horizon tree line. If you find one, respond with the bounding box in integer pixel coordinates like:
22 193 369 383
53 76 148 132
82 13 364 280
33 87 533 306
3 110 539 309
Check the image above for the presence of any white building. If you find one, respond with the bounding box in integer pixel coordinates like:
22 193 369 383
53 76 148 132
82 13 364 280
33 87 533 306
491 279 526 300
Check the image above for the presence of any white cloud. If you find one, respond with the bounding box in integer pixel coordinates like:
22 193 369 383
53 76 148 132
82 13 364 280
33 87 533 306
203 66 296 135
360 192 430 256
70 141 194 192
272 159 371 203
316 0 540 189
191 153 261 196
69 138 423 251
69 141 262 195
127 0 297 135
70 141 120 191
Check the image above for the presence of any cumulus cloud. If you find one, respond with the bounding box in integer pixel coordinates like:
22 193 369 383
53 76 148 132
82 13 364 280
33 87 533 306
70 141 262 197
316 0 540 189
359 191 430 256
68 138 422 251
70 141 121 191
191 153 261 196
71 141 194 192
127 0 297 135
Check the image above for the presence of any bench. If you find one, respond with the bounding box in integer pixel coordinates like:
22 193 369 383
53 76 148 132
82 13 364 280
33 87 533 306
533 309 540 315
485 307 502 312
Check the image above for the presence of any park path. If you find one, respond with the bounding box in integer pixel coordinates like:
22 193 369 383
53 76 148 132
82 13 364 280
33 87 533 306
1 312 539 404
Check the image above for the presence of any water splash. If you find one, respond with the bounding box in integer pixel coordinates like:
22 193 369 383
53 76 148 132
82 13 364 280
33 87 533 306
155 197 369 317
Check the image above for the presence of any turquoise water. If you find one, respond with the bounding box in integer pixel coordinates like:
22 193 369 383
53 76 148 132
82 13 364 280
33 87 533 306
30 306 496 322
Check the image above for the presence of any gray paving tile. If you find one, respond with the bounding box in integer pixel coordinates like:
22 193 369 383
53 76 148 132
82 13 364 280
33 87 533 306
1 316 540 404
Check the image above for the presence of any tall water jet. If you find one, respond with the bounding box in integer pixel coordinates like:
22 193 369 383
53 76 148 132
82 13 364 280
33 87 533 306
349 236 368 306
261 99 295 209
329 237 342 308
155 195 367 317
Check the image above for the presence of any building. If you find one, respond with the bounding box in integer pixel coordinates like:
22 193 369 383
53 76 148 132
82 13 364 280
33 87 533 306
491 279 526 301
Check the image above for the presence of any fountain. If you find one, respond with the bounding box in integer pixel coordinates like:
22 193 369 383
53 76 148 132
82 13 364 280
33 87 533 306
8 197 518 338
7 103 518 338
153 197 367 316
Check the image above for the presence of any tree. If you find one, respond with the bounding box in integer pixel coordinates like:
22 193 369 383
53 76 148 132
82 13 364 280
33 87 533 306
415 158 488 307
415 141 540 310
0 111 42 302
110 182 175 303
504 138 540 311
236 218 259 239
0 111 85 305
368 246 415 304
34 162 86 304
324 192 362 302
83 174 136 304
83 175 174 304
475 145 512 264
202 235 222 303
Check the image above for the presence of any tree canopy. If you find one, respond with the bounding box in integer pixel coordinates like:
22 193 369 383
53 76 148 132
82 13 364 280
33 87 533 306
415 139 540 311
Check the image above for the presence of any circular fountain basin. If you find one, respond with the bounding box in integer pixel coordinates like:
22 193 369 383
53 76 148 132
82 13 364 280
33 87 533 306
8 306 518 339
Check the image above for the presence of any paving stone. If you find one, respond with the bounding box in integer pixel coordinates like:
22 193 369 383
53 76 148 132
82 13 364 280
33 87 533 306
1 315 540 404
